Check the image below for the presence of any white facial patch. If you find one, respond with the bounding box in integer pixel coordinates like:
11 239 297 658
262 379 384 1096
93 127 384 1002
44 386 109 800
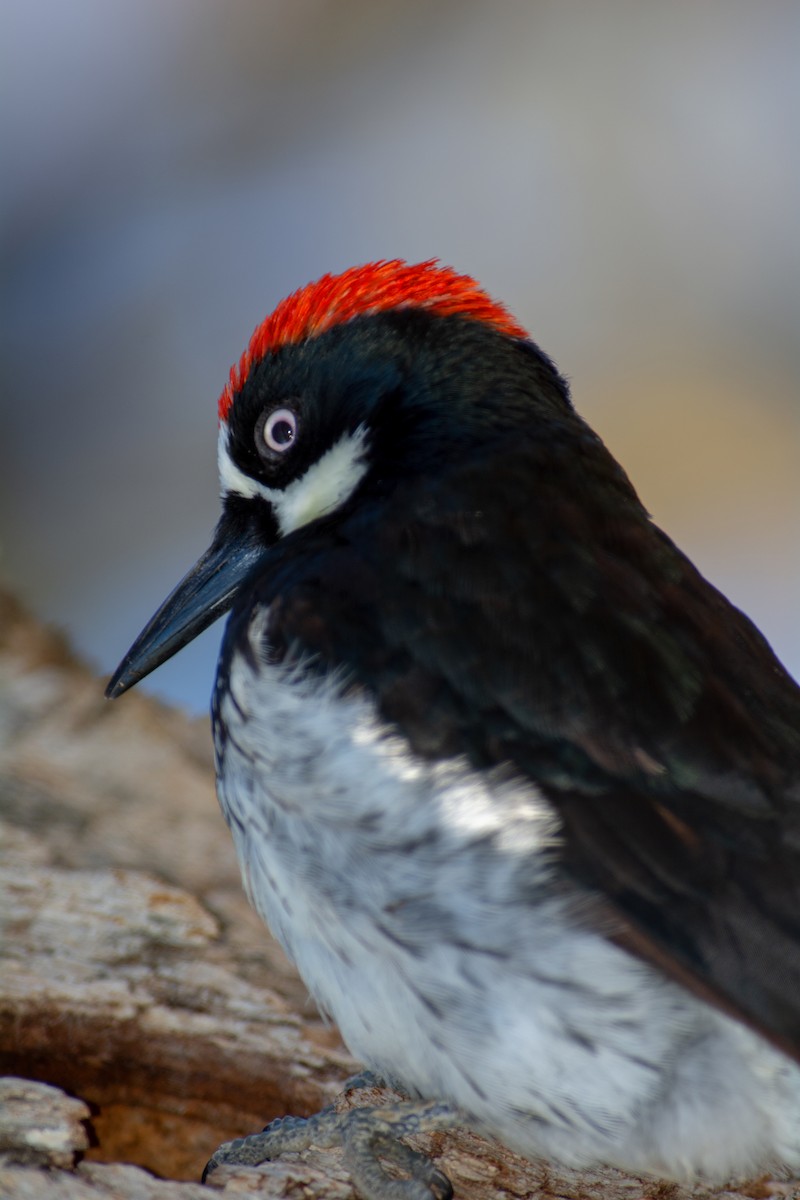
218 425 272 501
218 422 370 536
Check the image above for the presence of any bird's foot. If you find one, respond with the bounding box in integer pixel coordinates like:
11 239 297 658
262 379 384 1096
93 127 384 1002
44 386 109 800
202 1096 459 1200
342 1067 389 1092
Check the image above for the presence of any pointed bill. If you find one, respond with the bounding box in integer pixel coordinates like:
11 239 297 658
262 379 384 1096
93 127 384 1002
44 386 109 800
105 518 270 699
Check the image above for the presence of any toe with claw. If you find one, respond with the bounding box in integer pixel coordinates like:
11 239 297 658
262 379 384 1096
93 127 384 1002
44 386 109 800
202 1095 460 1200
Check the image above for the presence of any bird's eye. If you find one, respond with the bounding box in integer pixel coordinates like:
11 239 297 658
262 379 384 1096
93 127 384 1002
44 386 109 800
261 408 298 454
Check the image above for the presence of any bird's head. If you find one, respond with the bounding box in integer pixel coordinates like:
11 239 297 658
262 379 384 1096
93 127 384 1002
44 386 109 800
106 259 571 698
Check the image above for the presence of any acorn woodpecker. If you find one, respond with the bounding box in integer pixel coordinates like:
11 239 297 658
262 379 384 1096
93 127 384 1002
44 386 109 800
107 260 800 1197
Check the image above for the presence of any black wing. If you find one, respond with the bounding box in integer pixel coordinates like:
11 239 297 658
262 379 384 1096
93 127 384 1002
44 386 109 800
228 424 800 1059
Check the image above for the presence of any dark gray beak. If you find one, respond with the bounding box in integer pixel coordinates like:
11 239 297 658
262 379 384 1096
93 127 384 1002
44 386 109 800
105 516 269 699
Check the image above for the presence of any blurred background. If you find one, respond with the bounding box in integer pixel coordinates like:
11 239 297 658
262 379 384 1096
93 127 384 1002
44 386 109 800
2 0 798 713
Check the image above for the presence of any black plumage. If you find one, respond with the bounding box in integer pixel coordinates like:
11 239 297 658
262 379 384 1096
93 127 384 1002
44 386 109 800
209 309 800 1060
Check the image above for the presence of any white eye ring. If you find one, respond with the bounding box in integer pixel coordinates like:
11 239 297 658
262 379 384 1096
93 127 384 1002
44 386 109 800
262 407 298 453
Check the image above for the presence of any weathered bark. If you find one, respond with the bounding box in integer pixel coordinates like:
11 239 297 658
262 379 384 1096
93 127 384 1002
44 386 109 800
0 589 795 1199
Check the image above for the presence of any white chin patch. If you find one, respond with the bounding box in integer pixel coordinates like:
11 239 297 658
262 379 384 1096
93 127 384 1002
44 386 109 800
218 423 370 536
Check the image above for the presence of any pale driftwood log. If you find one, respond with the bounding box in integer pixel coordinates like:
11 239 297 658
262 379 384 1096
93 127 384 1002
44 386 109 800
0 588 796 1199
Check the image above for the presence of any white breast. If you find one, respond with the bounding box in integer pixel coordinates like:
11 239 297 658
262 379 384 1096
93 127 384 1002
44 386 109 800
213 607 800 1183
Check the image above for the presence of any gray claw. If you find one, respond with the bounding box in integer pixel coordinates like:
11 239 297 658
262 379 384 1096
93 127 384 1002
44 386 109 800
202 1094 460 1199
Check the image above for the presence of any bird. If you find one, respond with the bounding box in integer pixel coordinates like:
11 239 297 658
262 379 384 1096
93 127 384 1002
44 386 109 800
107 259 800 1198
